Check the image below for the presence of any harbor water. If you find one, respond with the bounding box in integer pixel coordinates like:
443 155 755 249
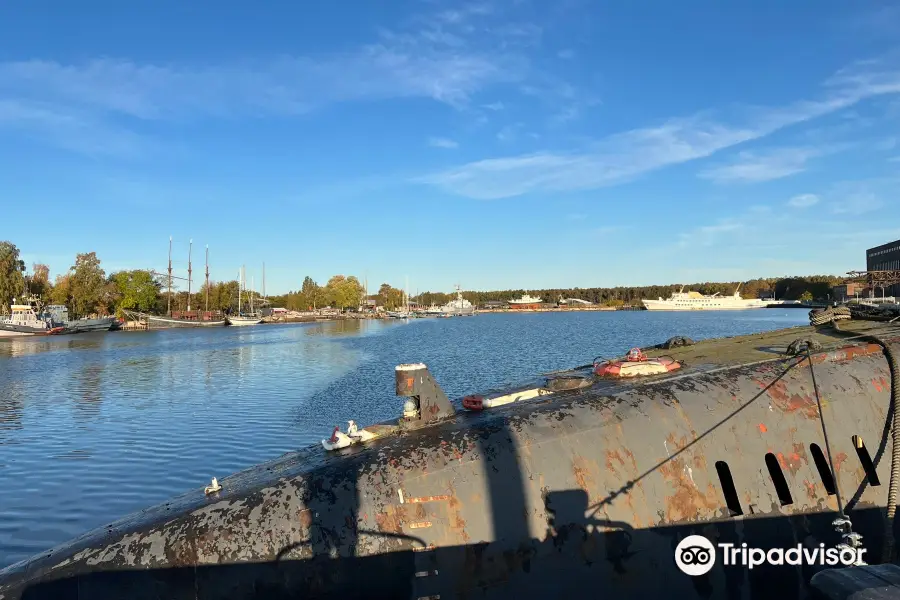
0 309 809 568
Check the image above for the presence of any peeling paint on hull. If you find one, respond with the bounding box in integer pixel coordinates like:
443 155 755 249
1 323 899 599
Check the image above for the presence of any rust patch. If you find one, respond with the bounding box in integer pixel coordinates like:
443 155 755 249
792 443 808 466
758 423 768 433
605 450 626 476
658 434 719 523
409 521 432 529
415 504 427 519
803 480 817 502
413 544 435 553
805 343 883 365
874 378 884 393
375 505 407 534
298 508 312 528
572 455 597 495
834 452 848 474
767 381 819 419
407 495 450 503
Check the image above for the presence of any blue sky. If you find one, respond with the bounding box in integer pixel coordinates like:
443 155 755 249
1 1 899 295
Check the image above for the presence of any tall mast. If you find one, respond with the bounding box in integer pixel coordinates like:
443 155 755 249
251 275 255 313
238 268 242 314
167 236 173 316
187 239 193 311
262 263 266 300
205 245 209 312
406 275 409 314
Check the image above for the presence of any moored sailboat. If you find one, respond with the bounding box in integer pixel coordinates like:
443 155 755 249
227 266 263 326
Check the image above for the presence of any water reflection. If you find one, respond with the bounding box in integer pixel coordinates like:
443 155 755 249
72 363 104 423
0 337 106 358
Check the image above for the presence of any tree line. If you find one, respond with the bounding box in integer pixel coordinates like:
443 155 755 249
408 276 846 307
1 240 850 319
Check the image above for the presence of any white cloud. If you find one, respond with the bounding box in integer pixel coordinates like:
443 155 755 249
428 136 459 149
699 146 842 184
418 59 900 199
483 101 505 111
788 193 820 208
889 155 900 162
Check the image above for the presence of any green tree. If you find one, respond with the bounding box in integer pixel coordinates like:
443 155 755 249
112 270 161 314
69 252 106 318
378 283 405 309
300 276 320 310
324 275 346 309
343 276 364 309
799 290 814 303
0 241 26 312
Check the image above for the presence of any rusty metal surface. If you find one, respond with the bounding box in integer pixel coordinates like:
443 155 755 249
1 325 900 599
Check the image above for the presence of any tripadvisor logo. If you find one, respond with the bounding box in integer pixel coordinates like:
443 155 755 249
675 535 866 576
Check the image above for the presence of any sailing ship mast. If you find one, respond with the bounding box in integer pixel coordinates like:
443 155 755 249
238 267 243 315
205 246 209 312
187 239 193 311
167 236 173 316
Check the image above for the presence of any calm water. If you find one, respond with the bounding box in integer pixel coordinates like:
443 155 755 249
0 310 809 568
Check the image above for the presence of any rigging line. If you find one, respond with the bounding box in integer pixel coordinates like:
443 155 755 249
806 346 846 517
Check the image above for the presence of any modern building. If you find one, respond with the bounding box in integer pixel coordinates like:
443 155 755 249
866 239 900 297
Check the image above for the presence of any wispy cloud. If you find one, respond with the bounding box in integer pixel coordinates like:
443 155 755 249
0 1 564 157
418 59 900 199
557 49 575 60
699 146 844 184
788 193 820 208
677 219 743 247
828 179 888 214
428 136 459 149
0 99 149 157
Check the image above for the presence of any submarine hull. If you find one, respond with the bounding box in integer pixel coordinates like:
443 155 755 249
1 325 898 599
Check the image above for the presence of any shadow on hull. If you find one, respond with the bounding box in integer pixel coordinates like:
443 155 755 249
17 505 897 600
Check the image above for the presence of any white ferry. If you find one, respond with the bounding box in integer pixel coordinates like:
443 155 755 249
641 285 771 311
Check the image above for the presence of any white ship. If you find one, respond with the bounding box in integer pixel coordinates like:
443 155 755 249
507 294 543 309
641 284 770 311
440 285 474 315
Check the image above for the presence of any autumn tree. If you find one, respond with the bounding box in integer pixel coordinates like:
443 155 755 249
0 241 26 312
49 274 72 308
69 252 106 318
28 263 52 302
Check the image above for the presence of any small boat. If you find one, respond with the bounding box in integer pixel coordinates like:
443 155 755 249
0 302 64 337
227 315 263 326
